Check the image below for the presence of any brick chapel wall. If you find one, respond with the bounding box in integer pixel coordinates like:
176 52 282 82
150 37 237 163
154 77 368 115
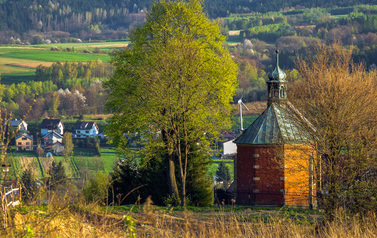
284 144 317 206
236 145 284 205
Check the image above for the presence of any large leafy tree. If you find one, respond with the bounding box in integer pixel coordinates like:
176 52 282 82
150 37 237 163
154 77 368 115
106 0 237 206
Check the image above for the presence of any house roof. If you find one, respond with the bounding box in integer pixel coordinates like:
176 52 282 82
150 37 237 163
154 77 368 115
42 131 64 139
10 119 25 128
41 119 63 129
15 133 33 140
75 121 97 130
52 141 64 146
234 102 313 145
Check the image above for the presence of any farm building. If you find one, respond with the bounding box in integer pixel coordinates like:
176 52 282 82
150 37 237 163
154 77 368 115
234 51 316 207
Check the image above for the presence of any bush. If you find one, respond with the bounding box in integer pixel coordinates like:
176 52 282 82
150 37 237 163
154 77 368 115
21 169 38 204
46 161 67 189
83 171 109 205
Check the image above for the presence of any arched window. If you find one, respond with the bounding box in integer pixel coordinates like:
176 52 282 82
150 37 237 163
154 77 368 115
279 86 286 99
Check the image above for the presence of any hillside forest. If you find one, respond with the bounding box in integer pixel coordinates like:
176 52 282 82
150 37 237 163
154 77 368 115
2 3 377 120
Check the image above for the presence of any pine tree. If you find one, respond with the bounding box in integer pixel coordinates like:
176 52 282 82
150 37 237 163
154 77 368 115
47 161 67 189
21 169 38 204
216 161 231 182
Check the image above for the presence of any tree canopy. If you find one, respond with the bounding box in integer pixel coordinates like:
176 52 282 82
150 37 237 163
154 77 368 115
105 0 238 206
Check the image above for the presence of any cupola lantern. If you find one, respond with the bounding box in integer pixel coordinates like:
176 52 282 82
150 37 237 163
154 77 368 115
267 50 287 106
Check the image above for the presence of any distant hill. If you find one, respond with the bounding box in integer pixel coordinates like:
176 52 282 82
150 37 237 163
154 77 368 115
0 0 375 44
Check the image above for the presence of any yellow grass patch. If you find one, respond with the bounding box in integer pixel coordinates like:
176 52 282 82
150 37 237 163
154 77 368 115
74 43 129 48
0 57 49 74
40 157 55 172
232 101 266 115
228 30 240 36
8 62 54 68
18 156 39 176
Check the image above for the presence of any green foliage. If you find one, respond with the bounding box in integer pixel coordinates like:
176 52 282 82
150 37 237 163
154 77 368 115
186 143 214 207
123 215 136 238
46 161 67 189
36 60 112 86
63 132 74 157
20 169 38 204
216 161 231 182
245 23 293 42
83 171 109 205
106 0 238 206
110 155 169 205
340 180 377 216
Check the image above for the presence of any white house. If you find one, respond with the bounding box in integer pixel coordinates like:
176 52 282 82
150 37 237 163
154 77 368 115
42 131 63 147
223 139 237 157
40 119 64 136
74 121 99 138
10 119 27 132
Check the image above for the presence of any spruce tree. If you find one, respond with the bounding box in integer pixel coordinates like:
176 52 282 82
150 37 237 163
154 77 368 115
216 161 231 182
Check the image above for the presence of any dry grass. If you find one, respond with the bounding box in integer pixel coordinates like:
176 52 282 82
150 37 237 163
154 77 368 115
71 43 129 48
228 30 241 36
40 157 54 173
0 58 38 74
232 101 266 115
18 157 39 176
2 195 377 237
7 62 54 68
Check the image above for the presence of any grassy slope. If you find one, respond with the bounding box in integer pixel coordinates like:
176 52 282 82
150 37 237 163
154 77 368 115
0 44 114 83
0 47 110 62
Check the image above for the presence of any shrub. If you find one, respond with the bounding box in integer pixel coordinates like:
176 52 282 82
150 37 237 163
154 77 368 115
83 171 109 205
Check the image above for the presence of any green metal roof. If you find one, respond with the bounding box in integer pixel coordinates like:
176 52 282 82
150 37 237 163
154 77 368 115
234 102 313 145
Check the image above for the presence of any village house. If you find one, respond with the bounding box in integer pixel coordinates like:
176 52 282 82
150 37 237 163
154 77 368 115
233 51 316 207
222 139 237 159
15 133 33 151
10 119 27 133
51 141 65 155
42 131 63 148
74 121 99 138
40 119 64 136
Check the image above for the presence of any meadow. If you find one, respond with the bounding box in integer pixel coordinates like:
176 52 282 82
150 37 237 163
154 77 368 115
0 42 128 84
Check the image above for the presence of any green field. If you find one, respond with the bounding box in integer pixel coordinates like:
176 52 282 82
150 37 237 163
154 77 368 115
0 42 126 83
8 146 120 180
33 41 129 49
0 47 110 63
231 114 258 131
9 146 235 183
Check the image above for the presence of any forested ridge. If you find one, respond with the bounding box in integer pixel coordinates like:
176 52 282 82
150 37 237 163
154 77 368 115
0 0 375 38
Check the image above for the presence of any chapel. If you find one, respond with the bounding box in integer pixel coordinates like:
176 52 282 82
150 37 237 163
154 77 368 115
233 50 316 206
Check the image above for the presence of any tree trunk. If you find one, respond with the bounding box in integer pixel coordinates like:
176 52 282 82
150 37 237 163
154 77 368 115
168 155 179 199
162 129 179 200
181 178 186 207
